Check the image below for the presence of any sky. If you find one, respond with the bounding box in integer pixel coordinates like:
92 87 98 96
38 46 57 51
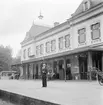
0 0 82 57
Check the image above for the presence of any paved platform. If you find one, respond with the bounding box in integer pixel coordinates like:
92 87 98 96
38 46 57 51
0 80 102 105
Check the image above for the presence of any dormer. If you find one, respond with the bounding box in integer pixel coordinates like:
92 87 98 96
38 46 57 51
83 0 91 11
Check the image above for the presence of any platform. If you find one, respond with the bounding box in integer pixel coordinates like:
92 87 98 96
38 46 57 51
0 80 102 105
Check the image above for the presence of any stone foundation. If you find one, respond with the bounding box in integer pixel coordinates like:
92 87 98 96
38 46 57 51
0 90 60 105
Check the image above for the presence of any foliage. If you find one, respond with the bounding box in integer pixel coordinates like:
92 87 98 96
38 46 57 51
12 57 21 65
12 49 21 65
0 45 13 71
11 49 21 73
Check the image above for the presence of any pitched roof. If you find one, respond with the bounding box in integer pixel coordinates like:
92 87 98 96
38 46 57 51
21 24 51 44
29 24 51 37
72 0 103 17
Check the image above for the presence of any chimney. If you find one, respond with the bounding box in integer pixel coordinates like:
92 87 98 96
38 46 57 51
54 22 59 27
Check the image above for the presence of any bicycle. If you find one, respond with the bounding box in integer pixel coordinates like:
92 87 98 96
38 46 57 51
90 67 103 86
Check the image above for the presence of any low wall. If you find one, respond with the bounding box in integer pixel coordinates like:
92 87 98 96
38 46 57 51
0 89 60 105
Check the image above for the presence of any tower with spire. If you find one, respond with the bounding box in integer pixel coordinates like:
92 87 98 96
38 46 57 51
38 11 44 19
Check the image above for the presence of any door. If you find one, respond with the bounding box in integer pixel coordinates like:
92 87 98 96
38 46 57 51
92 51 102 80
36 64 38 79
66 59 72 80
53 61 59 79
79 54 87 80
59 60 65 80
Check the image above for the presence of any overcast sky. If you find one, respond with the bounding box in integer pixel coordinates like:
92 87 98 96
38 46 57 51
0 0 82 57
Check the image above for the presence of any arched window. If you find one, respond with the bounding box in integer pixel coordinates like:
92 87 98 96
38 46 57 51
83 0 91 11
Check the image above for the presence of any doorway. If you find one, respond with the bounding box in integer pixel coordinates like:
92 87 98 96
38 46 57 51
35 64 38 79
33 64 35 79
27 64 29 79
53 61 59 79
79 53 88 80
59 60 65 80
92 51 102 80
66 59 72 80
92 51 102 71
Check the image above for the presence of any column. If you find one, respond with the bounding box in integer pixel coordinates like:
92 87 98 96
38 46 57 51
30 63 33 79
25 64 28 79
88 51 92 80
38 62 41 79
26 64 29 80
22 64 25 79
57 60 59 77
102 53 103 72
63 57 66 81
33 63 35 79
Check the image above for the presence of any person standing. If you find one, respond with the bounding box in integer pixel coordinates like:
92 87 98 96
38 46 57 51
42 63 47 87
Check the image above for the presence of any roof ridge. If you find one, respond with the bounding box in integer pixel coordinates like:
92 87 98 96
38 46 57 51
33 23 52 28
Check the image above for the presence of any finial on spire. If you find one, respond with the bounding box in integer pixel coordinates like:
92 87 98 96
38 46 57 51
38 10 43 19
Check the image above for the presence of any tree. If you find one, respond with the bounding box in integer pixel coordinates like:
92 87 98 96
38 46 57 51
0 45 13 71
11 49 21 73
12 49 21 65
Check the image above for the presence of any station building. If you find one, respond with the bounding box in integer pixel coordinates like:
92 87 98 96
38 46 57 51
20 0 103 80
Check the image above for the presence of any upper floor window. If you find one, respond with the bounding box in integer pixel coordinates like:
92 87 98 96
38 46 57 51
59 37 63 50
28 47 31 57
23 49 26 59
36 45 40 56
65 35 70 48
91 22 100 40
78 28 86 44
83 0 90 11
46 42 50 53
51 40 56 51
40 44 44 55
84 1 88 10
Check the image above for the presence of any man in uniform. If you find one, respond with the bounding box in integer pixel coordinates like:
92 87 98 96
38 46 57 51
42 63 47 87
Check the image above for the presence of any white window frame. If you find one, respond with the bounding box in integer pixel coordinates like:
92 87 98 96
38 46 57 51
46 42 50 53
91 22 100 40
65 35 70 48
40 44 44 55
36 45 40 56
28 47 31 57
59 37 63 50
51 40 56 51
23 49 26 59
83 0 90 11
78 28 86 44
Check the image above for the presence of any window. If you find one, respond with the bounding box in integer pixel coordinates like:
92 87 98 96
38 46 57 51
78 28 86 44
84 1 88 10
46 42 50 53
51 40 56 51
23 49 26 59
83 0 90 11
59 37 63 50
40 44 44 55
65 35 70 48
91 22 100 40
28 47 31 57
36 46 40 55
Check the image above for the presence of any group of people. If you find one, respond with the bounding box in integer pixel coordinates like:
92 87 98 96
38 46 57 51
41 63 72 87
